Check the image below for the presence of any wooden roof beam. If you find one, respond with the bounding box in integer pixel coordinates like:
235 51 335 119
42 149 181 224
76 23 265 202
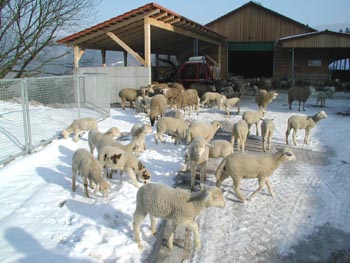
106 32 147 66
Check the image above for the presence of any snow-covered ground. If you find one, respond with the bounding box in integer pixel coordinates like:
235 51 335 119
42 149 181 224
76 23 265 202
0 91 350 263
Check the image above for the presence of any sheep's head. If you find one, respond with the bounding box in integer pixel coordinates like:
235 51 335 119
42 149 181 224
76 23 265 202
277 147 296 162
190 187 226 208
61 129 70 139
105 127 121 138
100 180 111 198
210 121 221 131
136 161 151 184
317 111 328 120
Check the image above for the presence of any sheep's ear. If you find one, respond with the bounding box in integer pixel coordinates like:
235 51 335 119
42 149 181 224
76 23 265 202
189 187 209 202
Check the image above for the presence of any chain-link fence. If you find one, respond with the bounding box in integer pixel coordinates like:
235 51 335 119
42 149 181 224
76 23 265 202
0 74 110 166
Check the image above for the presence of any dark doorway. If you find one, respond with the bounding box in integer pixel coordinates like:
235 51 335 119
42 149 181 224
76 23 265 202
228 51 273 78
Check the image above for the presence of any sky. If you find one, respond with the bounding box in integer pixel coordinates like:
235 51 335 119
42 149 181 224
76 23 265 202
1 90 350 262
93 0 350 30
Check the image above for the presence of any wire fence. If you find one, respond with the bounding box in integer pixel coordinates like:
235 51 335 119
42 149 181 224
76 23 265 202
0 74 110 167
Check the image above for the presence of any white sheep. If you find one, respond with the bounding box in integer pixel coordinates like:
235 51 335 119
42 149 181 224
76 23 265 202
187 137 212 191
288 86 314 111
255 89 278 110
71 148 110 198
119 88 140 110
261 118 275 152
215 147 296 202
200 92 226 109
231 120 249 153
316 87 335 107
286 111 327 145
149 94 168 126
208 140 233 158
171 89 200 115
135 96 145 113
186 120 221 144
164 110 184 119
223 97 240 116
130 123 153 151
88 127 121 154
155 117 189 145
98 146 151 188
61 117 98 142
242 109 265 136
133 183 226 249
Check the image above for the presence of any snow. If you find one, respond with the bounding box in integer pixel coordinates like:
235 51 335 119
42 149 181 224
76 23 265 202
1 91 350 263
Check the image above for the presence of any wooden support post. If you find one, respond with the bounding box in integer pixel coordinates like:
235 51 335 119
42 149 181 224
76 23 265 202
144 17 152 83
73 46 85 68
101 48 106 67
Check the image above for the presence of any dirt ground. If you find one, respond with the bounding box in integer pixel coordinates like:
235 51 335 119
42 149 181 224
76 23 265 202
146 115 350 263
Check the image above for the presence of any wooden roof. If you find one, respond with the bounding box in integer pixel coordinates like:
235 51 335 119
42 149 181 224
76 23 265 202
57 2 226 55
206 1 315 32
279 30 350 48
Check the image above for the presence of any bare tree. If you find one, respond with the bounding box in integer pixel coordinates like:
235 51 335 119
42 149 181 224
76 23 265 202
0 0 100 78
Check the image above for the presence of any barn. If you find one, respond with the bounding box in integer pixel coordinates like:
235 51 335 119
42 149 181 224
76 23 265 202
58 1 350 88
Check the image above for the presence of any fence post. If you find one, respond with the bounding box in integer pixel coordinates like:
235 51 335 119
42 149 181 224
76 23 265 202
21 78 33 154
76 75 81 119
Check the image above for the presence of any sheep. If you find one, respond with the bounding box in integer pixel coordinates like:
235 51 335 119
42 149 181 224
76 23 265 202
171 89 200 115
287 86 314 111
286 111 327 145
200 92 225 109
133 183 225 250
186 120 221 144
130 123 153 138
71 148 110 198
316 86 335 107
119 88 140 110
96 135 145 155
261 118 275 152
255 89 278 110
208 140 233 158
162 87 182 103
242 109 265 136
215 147 296 202
88 127 121 154
98 146 151 188
164 110 184 119
61 117 97 142
222 97 240 116
188 83 216 97
149 94 168 126
231 120 249 153
155 117 188 145
187 137 212 191
135 96 145 113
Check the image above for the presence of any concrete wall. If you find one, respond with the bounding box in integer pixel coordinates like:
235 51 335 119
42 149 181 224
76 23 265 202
75 67 150 103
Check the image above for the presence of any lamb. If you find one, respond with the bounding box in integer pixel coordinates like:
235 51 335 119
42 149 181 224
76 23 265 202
135 96 145 113
316 86 335 107
133 183 225 250
215 147 296 202
255 89 278 110
188 83 216 97
286 111 327 145
98 146 151 188
149 94 168 126
222 97 240 116
61 117 97 142
186 121 221 144
71 148 110 198
119 88 140 110
96 135 145 155
188 137 212 191
208 140 233 158
261 118 275 152
164 110 184 119
88 127 121 154
171 89 200 115
162 87 182 103
287 86 314 111
155 117 189 145
231 120 249 153
242 109 265 136
200 92 226 109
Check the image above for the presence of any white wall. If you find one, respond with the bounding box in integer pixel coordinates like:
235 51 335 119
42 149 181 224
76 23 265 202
74 67 150 103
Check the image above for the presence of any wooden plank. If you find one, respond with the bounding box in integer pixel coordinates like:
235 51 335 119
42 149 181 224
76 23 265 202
106 32 147 66
144 18 151 67
73 46 85 68
66 9 160 46
148 17 221 46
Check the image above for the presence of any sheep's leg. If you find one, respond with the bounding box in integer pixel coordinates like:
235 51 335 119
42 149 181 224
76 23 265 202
231 136 235 152
72 167 77 192
267 134 272 150
232 178 245 202
298 101 301 111
265 178 275 197
190 163 196 191
255 123 259 136
304 128 311 145
199 162 207 190
150 215 157 235
133 210 147 249
83 176 90 198
250 177 266 200
167 221 177 249
183 220 201 249
127 168 139 188
285 129 290 145
292 129 298 146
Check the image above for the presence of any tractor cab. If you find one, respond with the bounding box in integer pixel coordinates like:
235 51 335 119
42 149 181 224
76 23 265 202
177 56 216 88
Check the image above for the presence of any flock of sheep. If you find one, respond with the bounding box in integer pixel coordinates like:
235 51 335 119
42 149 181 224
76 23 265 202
61 80 330 251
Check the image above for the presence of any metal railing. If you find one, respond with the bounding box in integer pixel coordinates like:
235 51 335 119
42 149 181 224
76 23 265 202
0 74 110 166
